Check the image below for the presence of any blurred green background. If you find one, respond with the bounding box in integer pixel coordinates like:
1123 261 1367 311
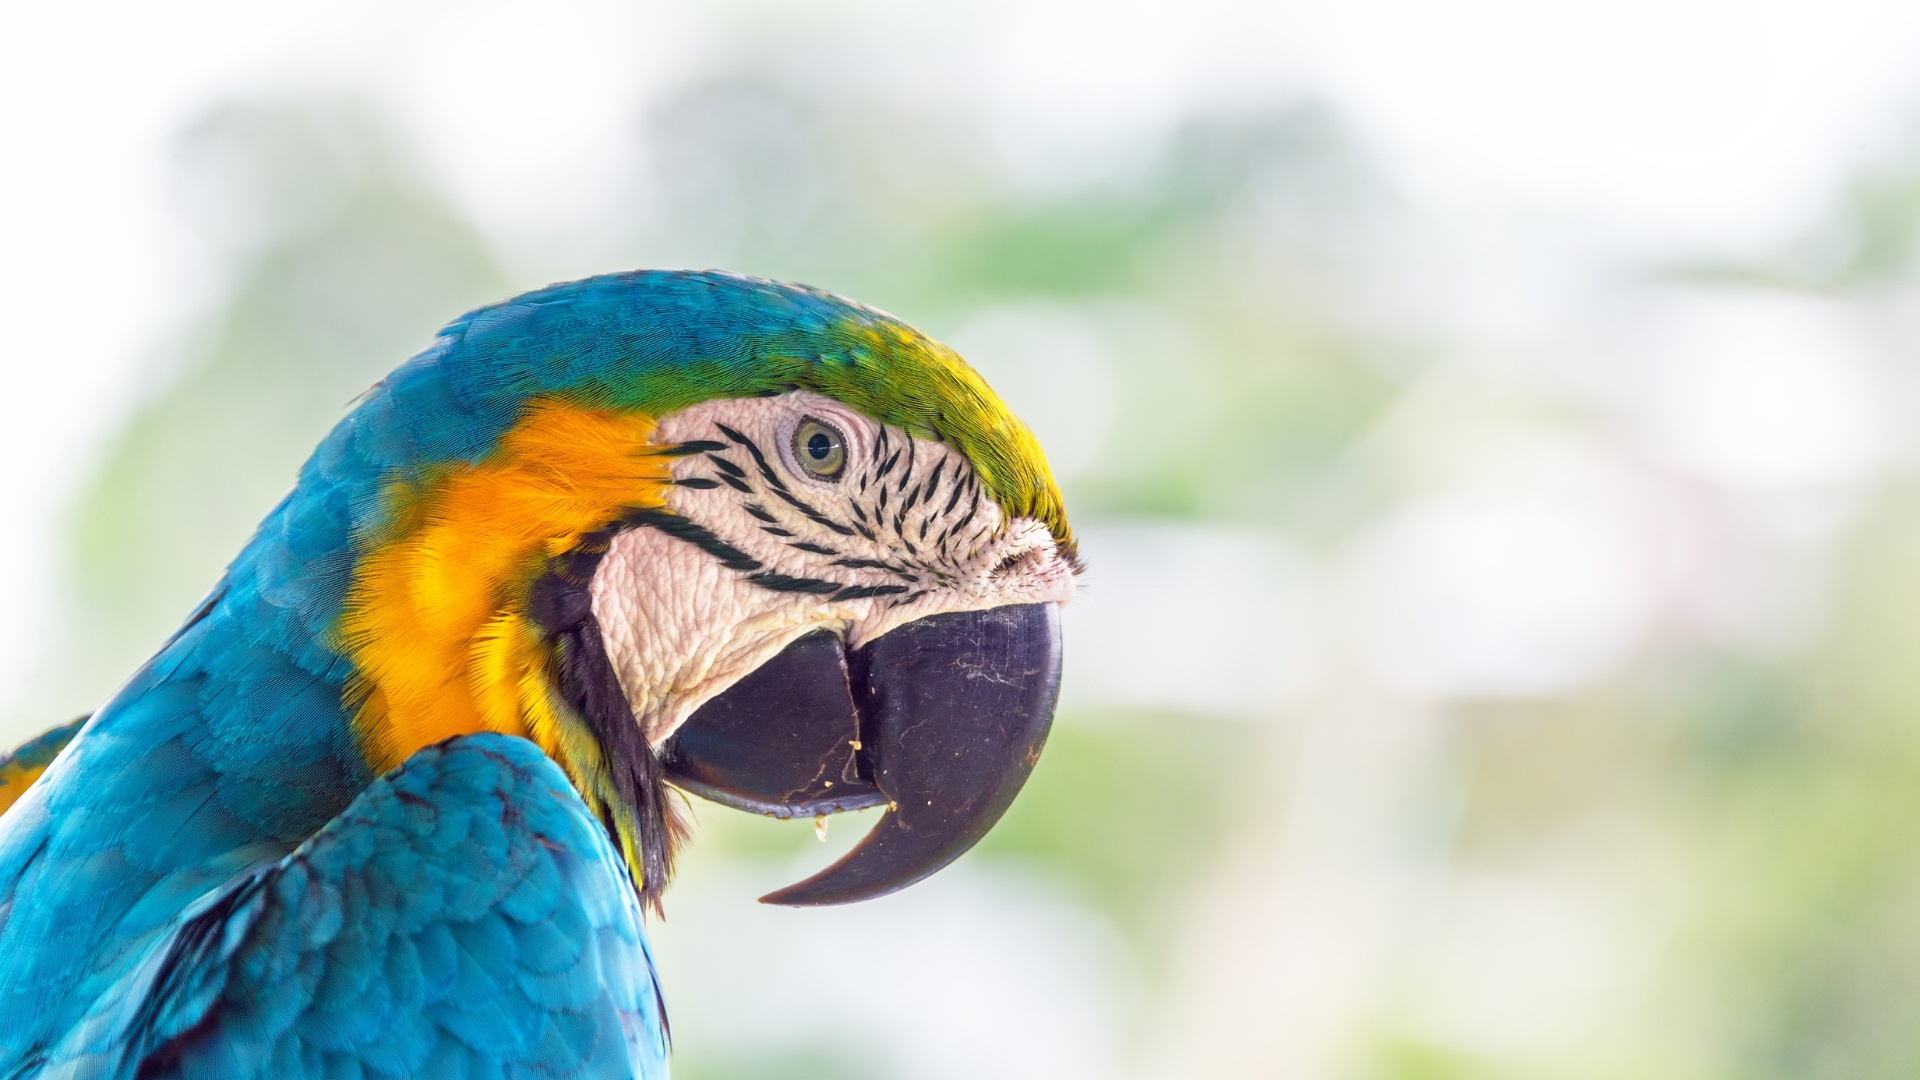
11 2 1920 1078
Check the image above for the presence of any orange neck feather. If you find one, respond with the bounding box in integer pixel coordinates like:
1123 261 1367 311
337 399 669 773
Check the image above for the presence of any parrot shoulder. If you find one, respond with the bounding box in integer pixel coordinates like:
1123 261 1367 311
0 716 85 818
37 733 669 1080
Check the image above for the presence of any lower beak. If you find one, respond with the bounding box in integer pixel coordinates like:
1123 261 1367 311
660 603 1062 906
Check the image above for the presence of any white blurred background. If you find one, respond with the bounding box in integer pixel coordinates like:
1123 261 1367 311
11 1 1920 1076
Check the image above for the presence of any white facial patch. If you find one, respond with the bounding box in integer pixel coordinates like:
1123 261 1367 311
588 391 1076 744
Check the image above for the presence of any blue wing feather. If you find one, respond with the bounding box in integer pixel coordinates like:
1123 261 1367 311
0 271 905 1074
38 735 665 1080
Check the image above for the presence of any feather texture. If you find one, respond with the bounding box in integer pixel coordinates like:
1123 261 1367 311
0 717 83 817
0 270 1069 1076
40 734 666 1080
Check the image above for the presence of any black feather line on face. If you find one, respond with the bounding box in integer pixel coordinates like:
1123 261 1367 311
716 422 792 494
655 440 728 457
941 474 967 517
708 421 861 538
627 507 762 572
767 485 857 537
832 556 915 581
898 438 917 495
746 571 842 594
831 583 910 602
924 460 945 504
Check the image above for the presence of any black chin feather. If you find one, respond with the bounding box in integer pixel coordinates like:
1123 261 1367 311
531 528 686 912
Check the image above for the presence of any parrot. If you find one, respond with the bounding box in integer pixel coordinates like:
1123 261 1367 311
0 270 1077 1079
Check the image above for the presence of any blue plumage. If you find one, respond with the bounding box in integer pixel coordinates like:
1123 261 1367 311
43 736 665 1080
0 271 887 1077
0 269 1062 1078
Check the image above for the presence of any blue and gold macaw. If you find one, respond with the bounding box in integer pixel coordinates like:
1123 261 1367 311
0 271 1076 1079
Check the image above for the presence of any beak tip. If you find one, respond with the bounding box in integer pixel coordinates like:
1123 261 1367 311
682 603 1063 908
758 602 1062 907
753 877 868 908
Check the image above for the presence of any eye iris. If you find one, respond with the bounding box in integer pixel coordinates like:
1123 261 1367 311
794 419 846 478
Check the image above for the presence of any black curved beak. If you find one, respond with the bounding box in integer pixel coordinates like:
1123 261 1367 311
660 603 1061 906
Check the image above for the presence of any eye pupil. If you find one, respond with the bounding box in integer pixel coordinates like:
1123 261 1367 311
793 418 847 479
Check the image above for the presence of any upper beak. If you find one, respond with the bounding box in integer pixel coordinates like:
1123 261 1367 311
660 603 1062 906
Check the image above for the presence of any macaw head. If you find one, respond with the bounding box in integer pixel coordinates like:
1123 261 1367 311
325 270 1076 910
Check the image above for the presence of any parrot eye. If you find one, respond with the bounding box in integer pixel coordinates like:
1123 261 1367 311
792 417 848 480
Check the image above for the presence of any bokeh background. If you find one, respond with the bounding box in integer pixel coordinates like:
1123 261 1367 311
12 1 1920 1076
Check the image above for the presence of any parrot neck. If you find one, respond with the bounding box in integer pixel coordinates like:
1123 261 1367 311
329 397 679 901
333 399 668 773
